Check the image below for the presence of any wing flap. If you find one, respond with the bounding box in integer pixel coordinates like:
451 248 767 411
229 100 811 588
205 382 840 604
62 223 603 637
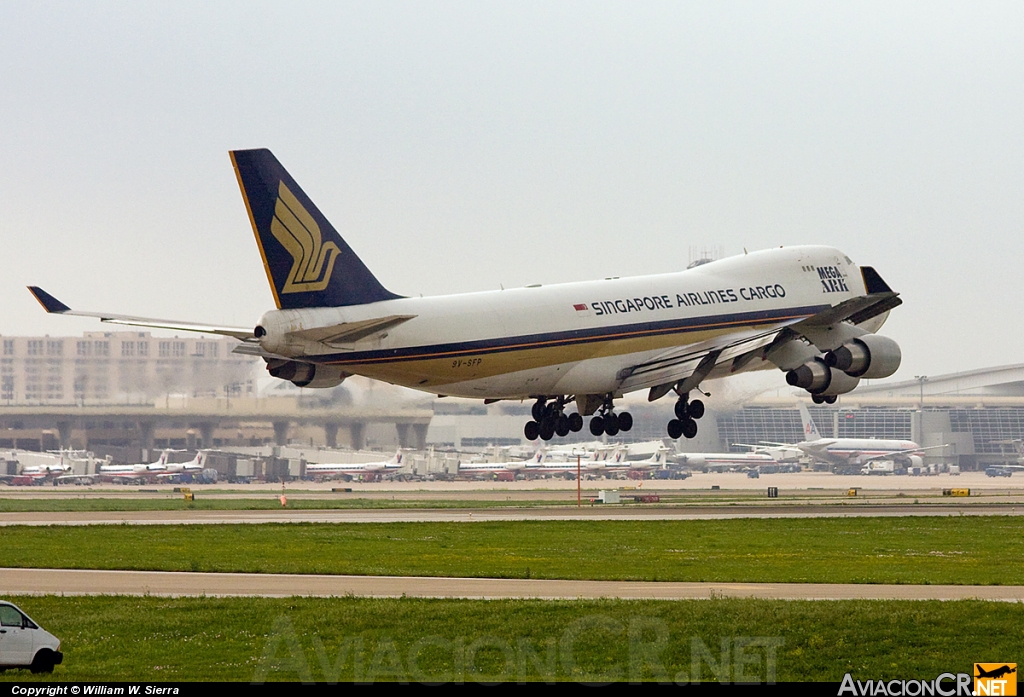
620 321 800 394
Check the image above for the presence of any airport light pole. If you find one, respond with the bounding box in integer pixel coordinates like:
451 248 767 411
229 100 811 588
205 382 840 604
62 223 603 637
572 448 583 507
914 375 928 410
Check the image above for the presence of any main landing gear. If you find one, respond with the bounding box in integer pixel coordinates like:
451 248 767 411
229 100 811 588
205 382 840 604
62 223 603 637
811 394 838 404
523 396 633 441
667 393 704 439
589 399 633 437
524 398 584 441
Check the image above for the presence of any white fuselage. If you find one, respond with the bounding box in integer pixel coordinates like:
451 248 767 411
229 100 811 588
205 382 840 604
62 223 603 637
801 439 921 465
676 453 779 468
306 462 400 474
256 246 872 399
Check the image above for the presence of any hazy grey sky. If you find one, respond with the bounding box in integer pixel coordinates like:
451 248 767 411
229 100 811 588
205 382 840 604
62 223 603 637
2 1 1022 382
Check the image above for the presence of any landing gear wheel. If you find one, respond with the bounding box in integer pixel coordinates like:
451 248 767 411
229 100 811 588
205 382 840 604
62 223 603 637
682 418 698 439
555 414 571 437
667 419 684 439
568 413 584 432
617 411 633 432
687 399 705 420
524 421 540 441
590 416 605 437
604 413 620 437
532 401 546 421
812 394 826 404
539 419 556 441
824 395 838 404
674 400 689 420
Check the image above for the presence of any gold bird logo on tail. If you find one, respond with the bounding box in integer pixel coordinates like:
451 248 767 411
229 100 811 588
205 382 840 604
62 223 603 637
271 181 341 293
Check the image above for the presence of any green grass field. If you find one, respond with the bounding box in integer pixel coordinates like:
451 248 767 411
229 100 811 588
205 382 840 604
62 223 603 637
4 516 1024 584
0 596 1019 682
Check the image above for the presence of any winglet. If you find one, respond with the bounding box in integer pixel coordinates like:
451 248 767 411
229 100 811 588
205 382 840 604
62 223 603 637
27 287 71 314
860 267 893 294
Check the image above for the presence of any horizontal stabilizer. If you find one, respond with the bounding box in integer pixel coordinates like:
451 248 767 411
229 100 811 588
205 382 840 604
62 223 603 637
26 287 254 341
286 315 416 346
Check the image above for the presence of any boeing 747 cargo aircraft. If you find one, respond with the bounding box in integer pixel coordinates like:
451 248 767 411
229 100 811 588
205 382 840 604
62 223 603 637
30 149 904 442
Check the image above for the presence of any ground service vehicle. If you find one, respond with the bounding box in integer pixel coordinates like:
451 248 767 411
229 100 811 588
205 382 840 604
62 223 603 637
0 601 62 674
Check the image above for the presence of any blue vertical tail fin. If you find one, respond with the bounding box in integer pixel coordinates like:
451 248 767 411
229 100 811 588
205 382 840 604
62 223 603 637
230 148 403 309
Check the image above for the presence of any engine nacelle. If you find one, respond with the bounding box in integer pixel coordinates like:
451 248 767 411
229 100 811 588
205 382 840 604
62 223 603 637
265 359 348 388
824 334 901 379
786 358 861 395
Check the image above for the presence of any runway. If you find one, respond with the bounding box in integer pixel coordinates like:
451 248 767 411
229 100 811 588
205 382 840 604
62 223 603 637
2 567 1020 601
1 502 1021 526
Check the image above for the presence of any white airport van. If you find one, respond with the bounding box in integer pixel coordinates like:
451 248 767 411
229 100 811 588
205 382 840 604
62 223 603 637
0 601 63 673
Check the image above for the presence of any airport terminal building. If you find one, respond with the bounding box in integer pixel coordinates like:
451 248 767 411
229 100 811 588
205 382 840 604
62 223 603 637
0 331 257 405
424 365 1024 471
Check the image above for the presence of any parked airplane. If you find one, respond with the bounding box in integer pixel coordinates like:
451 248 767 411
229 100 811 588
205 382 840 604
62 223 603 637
613 447 670 472
741 404 937 469
991 440 1024 471
97 451 172 483
29 149 904 442
521 448 618 478
305 449 404 480
161 451 206 475
672 451 780 471
0 461 71 485
455 449 543 479
18 462 72 479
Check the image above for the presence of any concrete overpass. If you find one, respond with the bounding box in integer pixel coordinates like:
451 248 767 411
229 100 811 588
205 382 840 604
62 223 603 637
0 398 433 452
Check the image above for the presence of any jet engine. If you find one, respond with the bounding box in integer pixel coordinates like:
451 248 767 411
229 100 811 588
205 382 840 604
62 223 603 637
824 334 901 379
786 357 861 396
265 359 348 388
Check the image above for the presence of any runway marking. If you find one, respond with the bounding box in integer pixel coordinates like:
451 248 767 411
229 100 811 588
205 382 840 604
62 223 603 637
2 568 1021 601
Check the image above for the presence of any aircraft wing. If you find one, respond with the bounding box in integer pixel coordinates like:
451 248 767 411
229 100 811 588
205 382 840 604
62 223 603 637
619 288 901 397
54 474 94 484
733 443 805 455
857 444 950 463
28 287 255 341
620 321 801 396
